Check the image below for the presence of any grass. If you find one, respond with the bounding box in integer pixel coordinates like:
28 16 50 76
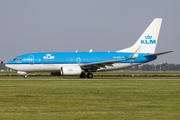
0 80 180 120
1 71 180 78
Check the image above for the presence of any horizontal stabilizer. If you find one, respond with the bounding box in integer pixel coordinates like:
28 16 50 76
144 51 173 57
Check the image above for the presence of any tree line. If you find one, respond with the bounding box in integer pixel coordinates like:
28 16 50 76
127 63 180 71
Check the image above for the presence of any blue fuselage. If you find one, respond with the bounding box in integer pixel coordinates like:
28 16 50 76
6 52 156 65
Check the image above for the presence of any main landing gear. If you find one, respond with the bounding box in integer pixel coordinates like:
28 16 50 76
80 72 93 78
87 73 93 78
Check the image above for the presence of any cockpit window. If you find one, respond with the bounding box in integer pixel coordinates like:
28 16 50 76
13 58 22 61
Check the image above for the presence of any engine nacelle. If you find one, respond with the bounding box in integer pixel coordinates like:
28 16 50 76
61 65 82 75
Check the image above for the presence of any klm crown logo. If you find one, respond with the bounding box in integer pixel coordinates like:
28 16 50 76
43 54 55 59
141 34 156 44
68 68 73 72
145 34 152 39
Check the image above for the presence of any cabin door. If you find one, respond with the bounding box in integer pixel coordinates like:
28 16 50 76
29 55 34 65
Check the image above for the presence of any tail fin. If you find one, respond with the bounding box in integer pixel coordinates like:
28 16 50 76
117 18 162 54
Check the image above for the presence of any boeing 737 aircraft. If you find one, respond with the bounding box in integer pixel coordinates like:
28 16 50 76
6 18 173 78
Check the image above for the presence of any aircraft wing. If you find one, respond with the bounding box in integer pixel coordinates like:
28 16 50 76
144 51 173 57
80 46 142 70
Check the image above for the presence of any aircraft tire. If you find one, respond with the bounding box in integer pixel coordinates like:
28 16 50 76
24 74 28 78
87 73 93 78
80 73 86 78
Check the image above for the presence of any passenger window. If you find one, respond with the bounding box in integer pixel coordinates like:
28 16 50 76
61 59 63 61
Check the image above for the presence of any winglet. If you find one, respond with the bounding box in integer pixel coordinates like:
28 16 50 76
131 46 142 59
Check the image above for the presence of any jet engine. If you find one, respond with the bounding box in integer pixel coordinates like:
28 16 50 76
61 65 82 75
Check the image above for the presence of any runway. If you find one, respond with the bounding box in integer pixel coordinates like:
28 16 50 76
0 78 180 80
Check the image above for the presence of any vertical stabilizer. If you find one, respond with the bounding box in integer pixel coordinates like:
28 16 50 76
117 18 162 53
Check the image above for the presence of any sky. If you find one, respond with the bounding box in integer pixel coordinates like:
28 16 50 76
0 0 179 64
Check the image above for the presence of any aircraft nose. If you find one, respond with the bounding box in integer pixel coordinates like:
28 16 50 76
5 61 14 69
5 64 11 69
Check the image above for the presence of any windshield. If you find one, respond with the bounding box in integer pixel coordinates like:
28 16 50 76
13 58 22 61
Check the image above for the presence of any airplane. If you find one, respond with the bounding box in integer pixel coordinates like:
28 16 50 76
5 18 173 78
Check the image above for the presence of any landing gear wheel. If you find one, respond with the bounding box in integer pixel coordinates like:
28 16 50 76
87 73 93 78
24 74 28 78
80 73 86 78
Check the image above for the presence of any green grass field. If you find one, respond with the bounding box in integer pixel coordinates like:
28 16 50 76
0 80 180 120
1 71 180 78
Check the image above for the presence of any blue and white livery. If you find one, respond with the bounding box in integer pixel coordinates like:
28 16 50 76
6 18 173 78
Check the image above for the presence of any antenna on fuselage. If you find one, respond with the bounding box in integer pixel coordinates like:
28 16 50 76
89 49 93 52
76 50 78 53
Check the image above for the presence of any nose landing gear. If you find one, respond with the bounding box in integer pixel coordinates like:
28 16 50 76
24 74 28 78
